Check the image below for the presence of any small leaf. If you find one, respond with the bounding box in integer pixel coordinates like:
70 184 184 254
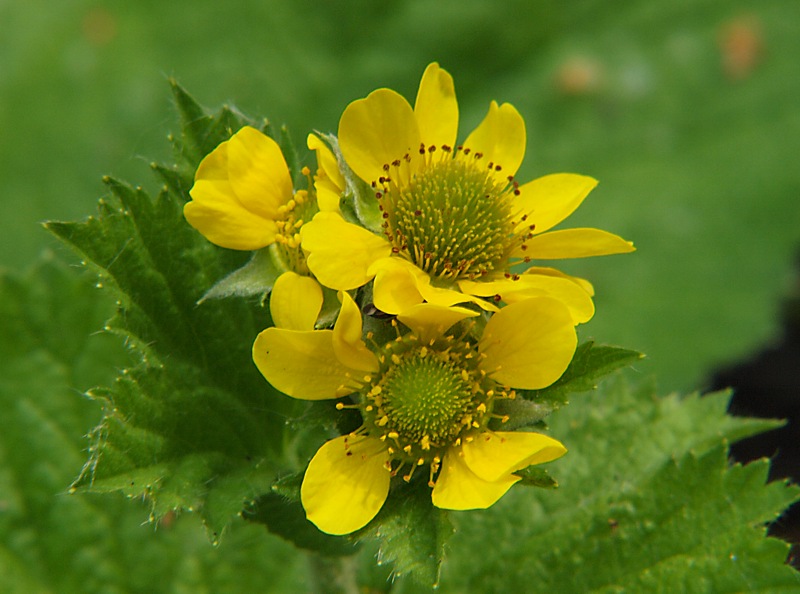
199 246 285 302
495 342 643 430
516 466 559 489
320 132 382 232
356 479 454 588
244 493 360 557
276 124 301 184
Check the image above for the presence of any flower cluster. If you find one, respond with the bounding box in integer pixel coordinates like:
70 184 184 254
183 63 634 535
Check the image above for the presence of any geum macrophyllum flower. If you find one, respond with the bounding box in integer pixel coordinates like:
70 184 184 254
252 292 575 535
301 63 634 322
183 125 343 328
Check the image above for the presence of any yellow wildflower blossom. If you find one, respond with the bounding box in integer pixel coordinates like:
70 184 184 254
184 126 341 328
301 63 634 320
252 292 574 535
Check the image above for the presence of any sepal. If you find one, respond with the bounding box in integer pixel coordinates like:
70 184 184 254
199 246 284 303
319 133 382 232
497 342 644 430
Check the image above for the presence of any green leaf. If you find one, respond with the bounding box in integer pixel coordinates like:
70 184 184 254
44 93 304 539
199 246 285 302
497 341 643 429
0 256 309 594
244 493 360 558
438 380 799 593
243 471 360 557
355 479 454 589
516 466 559 489
321 133 382 232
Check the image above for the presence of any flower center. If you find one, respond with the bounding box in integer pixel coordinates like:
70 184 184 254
382 353 472 444
375 146 521 281
357 327 504 475
274 168 319 274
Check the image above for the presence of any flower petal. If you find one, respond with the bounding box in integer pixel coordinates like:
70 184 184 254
185 179 278 250
308 133 345 212
414 62 458 150
513 174 598 235
459 273 595 325
397 303 478 343
194 135 229 180
526 266 595 296
370 257 497 315
431 447 519 510
339 88 421 184
301 212 392 290
519 228 636 259
463 101 526 177
462 431 567 483
226 126 293 220
479 297 576 389
301 436 391 535
252 328 362 399
269 272 323 331
333 292 379 373
369 257 425 314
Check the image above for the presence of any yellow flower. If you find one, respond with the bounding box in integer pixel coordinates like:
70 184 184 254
252 292 574 535
184 126 341 328
301 63 634 321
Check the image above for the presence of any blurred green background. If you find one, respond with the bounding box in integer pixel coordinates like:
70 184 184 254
2 1 800 591
2 0 798 393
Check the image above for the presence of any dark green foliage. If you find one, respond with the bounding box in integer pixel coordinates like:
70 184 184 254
44 86 302 538
0 257 307 593
497 341 643 430
440 383 799 593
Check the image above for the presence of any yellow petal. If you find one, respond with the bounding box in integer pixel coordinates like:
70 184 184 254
301 212 392 290
459 274 594 325
307 133 345 194
339 88 421 184
370 257 497 315
519 228 636 259
463 101 526 178
479 297 576 389
513 174 598 235
526 266 595 296
185 179 278 250
431 447 519 510
301 436 391 535
252 328 362 399
333 292 379 373
370 257 426 314
226 126 293 220
414 62 458 150
194 136 229 181
269 272 323 331
462 431 567 483
397 303 478 343
307 133 345 212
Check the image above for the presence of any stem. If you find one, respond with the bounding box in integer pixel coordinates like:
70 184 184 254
307 553 359 594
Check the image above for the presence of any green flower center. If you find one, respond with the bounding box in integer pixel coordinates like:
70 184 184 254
376 147 520 281
358 327 510 477
381 353 473 444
